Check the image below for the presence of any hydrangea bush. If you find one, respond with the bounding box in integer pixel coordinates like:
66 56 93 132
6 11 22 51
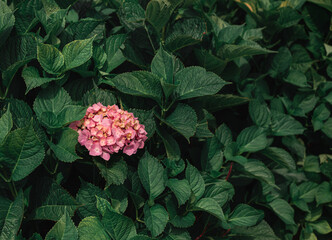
0 0 332 239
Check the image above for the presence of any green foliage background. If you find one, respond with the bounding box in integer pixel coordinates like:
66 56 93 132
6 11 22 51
0 0 332 239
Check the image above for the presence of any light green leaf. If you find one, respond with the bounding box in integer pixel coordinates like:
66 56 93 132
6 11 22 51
204 181 234 207
322 118 332 139
47 128 81 163
0 191 24 240
45 210 78 240
249 100 271 127
185 163 205 200
268 199 295 225
237 126 267 153
192 198 225 221
167 179 191 206
63 37 94 70
228 204 264 227
174 66 227 100
37 43 64 74
144 204 169 237
138 152 166 200
103 71 163 105
146 0 183 32
105 34 126 72
315 182 332 205
0 1 15 47
309 220 332 234
95 160 128 188
22 66 60 94
0 120 44 181
0 107 12 143
101 208 137 240
261 147 296 170
164 103 197 142
78 217 109 240
219 41 275 60
241 159 275 186
231 220 280 240
271 112 305 136
284 70 309 87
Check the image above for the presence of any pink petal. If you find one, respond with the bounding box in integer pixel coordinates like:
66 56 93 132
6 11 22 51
89 142 102 156
85 140 93 150
100 137 107 146
106 136 116 145
123 142 138 156
101 152 110 161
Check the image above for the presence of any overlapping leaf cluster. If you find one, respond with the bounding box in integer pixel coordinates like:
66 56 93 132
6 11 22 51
0 0 332 239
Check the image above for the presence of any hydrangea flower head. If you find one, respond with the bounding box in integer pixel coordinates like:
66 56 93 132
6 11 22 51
70 103 147 160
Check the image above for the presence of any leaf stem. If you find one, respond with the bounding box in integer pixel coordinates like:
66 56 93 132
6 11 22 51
225 162 233 181
144 21 156 53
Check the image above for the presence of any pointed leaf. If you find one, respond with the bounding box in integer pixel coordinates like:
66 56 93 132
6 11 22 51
37 43 64 74
78 217 109 240
45 210 78 240
185 163 205 200
0 107 12 143
144 204 169 237
192 198 225 221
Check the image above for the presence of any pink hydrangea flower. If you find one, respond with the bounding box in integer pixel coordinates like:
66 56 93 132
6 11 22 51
70 103 148 161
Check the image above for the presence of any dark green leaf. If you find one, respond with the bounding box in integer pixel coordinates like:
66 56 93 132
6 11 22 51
45 210 78 240
249 100 271 127
192 198 225 221
228 204 264 227
105 34 126 72
37 43 64 74
0 107 12 143
78 217 109 240
284 70 309 87
269 47 292 78
237 126 268 153
167 179 191 206
164 103 197 141
268 199 295 225
315 182 332 205
0 1 15 47
144 204 169 237
138 152 166 200
231 220 279 240
185 163 205 200
82 88 117 107
271 112 305 136
261 147 296 170
95 160 128 188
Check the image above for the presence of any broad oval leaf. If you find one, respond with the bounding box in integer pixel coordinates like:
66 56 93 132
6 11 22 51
0 106 12 143
78 217 109 240
185 163 205 200
167 179 191 206
45 210 78 240
37 43 64 74
174 66 227 100
268 198 295 225
144 204 169 237
138 152 166 200
261 147 296 170
192 198 225 221
228 204 264 227
237 126 268 153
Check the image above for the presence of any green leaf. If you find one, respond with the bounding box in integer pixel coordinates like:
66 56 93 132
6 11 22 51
129 235 153 240
167 179 191 206
103 71 163 105
144 204 169 237
138 152 166 200
194 49 227 75
309 220 332 234
204 181 234 207
33 86 85 129
31 178 80 221
101 208 137 240
37 43 64 74
284 70 309 87
218 24 244 44
0 120 44 181
47 128 81 163
269 47 292 78
237 126 268 153
164 103 197 141
192 198 225 221
191 94 249 112
96 196 112 216
268 199 295 225
215 123 233 148
82 88 117 107
261 147 296 170
219 41 275 60
22 66 60 94
201 137 223 172
105 34 126 72
228 204 264 227
76 179 106 218
312 104 330 131
146 0 183 32
0 1 15 47
95 160 128 188
129 109 156 139
163 158 185 178
315 182 332 205
185 163 205 200
307 0 332 12
0 106 12 143
271 112 305 136
45 210 78 240
118 0 145 30
249 100 271 127
174 66 227 100
0 191 24 240
322 118 332 138
157 128 181 160
166 198 195 228
165 18 206 52
231 220 279 240
65 19 105 41
240 159 275 186
78 217 109 240
63 37 94 70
